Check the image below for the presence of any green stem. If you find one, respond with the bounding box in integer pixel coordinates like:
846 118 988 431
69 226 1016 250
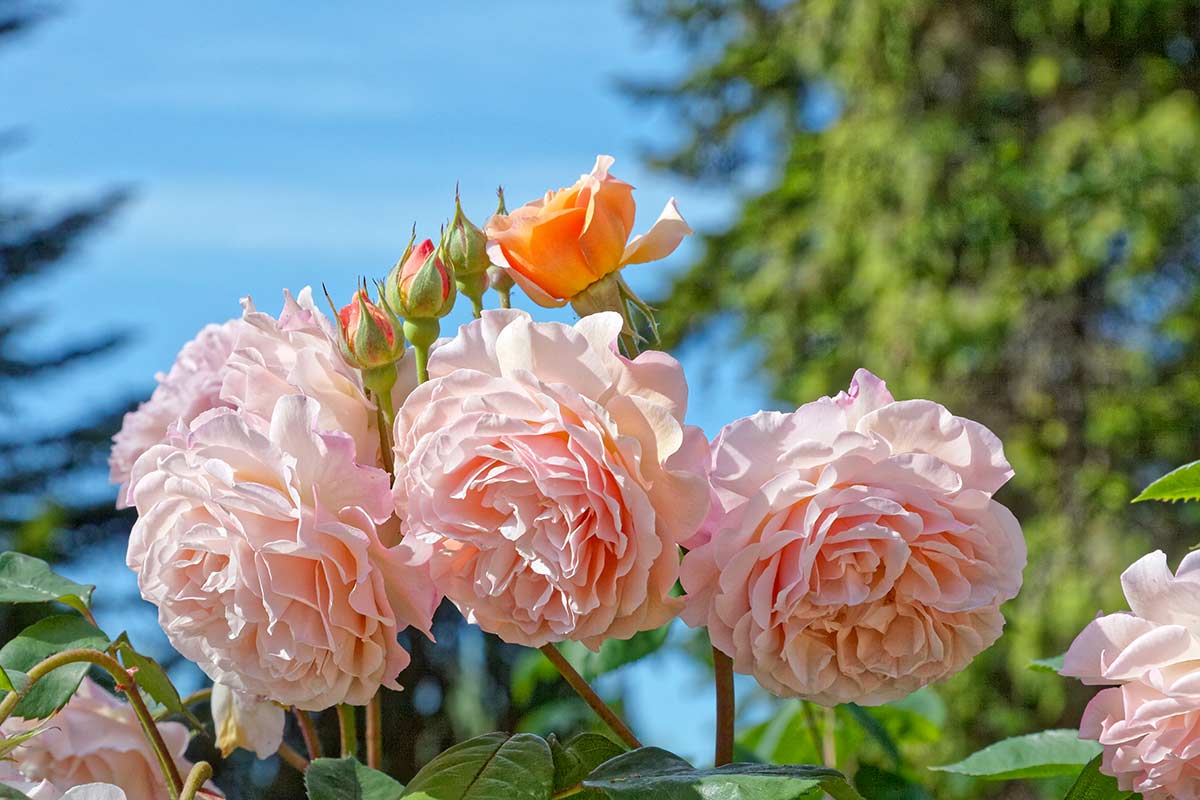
375 400 395 475
538 644 640 749
366 692 383 769
498 288 512 309
337 704 358 758
293 707 322 760
0 648 184 798
822 706 837 767
801 702 825 766
712 646 735 767
470 295 484 319
179 761 212 800
403 318 440 385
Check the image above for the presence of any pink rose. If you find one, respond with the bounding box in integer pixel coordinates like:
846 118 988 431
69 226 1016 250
0 677 195 799
109 320 240 508
1063 550 1200 799
127 395 437 710
392 309 709 648
681 369 1025 705
220 287 389 467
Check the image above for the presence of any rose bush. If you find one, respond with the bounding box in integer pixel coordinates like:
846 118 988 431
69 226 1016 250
0 157 1060 800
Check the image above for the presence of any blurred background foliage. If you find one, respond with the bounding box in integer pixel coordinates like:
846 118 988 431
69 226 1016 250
632 0 1200 796
5 0 1200 798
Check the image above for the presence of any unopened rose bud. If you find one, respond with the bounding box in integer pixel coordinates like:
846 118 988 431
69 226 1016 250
442 189 490 315
385 238 456 319
334 287 403 370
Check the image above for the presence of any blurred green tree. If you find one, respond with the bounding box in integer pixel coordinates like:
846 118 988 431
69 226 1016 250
633 0 1200 795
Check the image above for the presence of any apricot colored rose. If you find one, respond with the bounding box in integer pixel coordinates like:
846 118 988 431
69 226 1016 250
486 155 691 306
392 310 710 648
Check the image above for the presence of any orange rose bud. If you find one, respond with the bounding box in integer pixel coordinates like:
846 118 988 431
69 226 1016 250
485 155 693 308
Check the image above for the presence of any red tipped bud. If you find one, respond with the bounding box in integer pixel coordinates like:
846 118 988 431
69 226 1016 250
385 238 456 318
328 286 404 371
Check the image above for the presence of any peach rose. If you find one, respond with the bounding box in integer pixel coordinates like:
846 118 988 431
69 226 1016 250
0 677 195 800
392 310 710 648
485 155 691 306
1063 551 1200 798
681 369 1025 705
127 395 437 710
109 319 240 508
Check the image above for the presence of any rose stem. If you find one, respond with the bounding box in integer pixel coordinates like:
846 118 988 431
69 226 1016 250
822 706 837 766
293 707 322 760
801 701 825 765
278 742 310 773
0 648 184 799
179 761 213 800
337 703 359 758
712 646 735 766
366 693 383 769
538 644 641 749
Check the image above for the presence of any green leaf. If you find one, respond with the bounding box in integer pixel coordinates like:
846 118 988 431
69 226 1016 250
549 732 625 795
852 764 931 800
0 785 34 800
1030 654 1066 674
0 614 108 719
1133 460 1200 503
0 552 94 616
113 634 183 715
305 756 404 800
932 730 1102 780
1062 756 1133 800
402 732 554 800
583 747 857 800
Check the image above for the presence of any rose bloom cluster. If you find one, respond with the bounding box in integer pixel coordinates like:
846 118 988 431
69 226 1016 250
6 156 1029 794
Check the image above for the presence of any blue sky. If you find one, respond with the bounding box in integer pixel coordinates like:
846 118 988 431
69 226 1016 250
3 1 778 765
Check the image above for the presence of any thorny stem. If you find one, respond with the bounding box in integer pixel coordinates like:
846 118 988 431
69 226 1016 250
538 644 641 749
293 707 322 760
0 648 184 798
712 646 735 767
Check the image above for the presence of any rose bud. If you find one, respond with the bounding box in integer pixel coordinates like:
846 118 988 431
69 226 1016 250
384 238 456 320
332 286 404 371
326 284 405 415
442 188 490 315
